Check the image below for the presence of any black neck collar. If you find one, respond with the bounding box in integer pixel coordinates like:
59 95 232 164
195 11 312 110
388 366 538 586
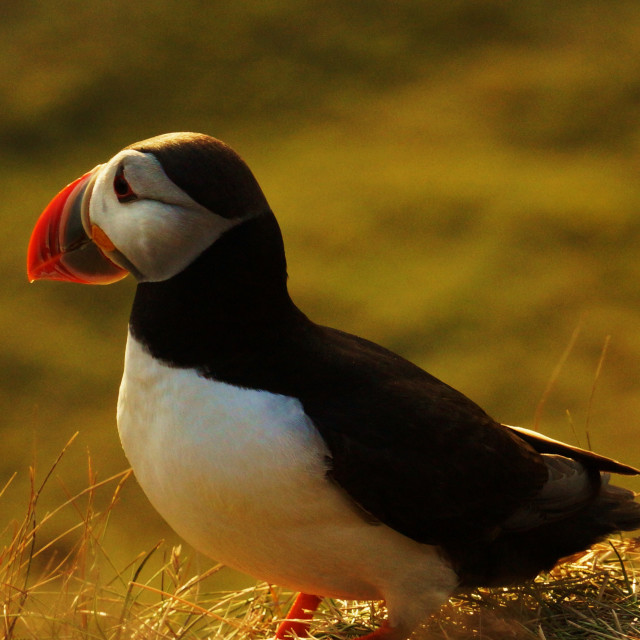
129 210 305 372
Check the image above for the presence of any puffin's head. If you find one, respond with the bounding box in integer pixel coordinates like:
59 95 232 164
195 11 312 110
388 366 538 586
27 132 270 284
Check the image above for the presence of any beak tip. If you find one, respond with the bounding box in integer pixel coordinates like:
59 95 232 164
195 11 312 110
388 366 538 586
27 265 41 283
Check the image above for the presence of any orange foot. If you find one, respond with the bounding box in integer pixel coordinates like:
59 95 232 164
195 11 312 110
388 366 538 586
275 593 322 639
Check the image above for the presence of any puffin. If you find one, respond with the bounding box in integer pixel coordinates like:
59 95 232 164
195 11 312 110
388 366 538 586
27 132 640 640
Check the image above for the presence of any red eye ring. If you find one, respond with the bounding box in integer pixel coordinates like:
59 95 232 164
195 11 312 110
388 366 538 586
114 166 137 203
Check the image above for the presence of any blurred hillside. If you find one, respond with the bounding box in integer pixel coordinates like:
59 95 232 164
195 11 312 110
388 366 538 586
2 1 640 574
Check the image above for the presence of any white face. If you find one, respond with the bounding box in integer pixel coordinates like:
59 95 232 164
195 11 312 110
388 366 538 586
86 150 241 282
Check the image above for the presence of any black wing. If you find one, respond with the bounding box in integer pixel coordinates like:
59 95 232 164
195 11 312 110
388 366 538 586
282 324 550 545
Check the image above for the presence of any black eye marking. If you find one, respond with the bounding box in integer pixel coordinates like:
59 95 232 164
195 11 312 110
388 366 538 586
113 166 137 203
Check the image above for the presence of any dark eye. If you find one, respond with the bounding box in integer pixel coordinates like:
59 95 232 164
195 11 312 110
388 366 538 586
113 166 137 203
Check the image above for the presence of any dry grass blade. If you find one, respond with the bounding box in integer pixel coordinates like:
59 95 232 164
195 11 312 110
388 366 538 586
534 319 583 431
584 335 611 452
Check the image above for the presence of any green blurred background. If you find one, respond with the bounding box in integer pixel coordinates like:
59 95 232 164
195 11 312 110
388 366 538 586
2 1 640 583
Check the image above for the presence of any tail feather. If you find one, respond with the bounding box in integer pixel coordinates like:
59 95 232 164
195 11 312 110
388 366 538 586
596 479 640 530
451 467 640 588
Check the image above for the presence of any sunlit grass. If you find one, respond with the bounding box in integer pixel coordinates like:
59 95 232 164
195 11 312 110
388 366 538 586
2 441 638 639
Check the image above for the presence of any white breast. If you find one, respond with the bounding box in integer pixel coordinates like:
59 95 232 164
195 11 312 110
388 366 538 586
117 333 456 612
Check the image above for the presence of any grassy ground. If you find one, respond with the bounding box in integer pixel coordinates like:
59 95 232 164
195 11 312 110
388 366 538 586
4 444 640 639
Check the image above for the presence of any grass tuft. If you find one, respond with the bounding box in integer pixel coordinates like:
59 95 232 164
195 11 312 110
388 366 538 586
425 540 640 639
2 443 639 639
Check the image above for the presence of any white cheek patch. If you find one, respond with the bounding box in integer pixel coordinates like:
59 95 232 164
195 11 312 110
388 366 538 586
112 199 233 282
88 150 241 282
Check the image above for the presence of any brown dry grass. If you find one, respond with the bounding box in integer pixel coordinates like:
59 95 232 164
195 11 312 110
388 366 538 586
3 439 639 640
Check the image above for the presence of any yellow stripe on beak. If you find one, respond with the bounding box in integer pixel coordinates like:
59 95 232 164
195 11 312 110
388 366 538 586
91 224 116 253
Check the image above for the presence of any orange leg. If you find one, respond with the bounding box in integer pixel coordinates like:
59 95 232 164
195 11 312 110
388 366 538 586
275 592 323 639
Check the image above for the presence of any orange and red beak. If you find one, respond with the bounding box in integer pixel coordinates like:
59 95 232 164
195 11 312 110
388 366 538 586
27 168 129 285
